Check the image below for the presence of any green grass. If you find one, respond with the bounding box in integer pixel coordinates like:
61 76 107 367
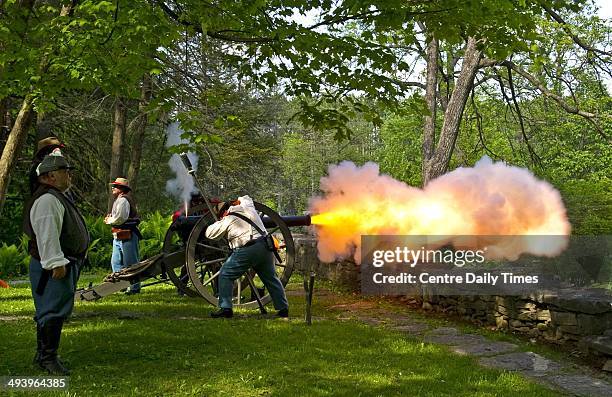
0 274 563 397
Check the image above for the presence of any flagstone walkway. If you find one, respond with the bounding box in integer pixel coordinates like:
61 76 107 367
317 295 612 397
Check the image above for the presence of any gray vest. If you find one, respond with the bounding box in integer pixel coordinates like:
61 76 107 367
25 185 90 260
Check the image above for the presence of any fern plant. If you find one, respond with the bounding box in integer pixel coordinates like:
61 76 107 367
140 212 172 242
0 243 28 278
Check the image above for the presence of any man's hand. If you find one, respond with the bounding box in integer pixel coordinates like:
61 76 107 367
52 265 67 279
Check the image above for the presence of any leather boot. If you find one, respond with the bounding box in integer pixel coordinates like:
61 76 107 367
32 323 42 365
39 319 70 375
210 308 233 318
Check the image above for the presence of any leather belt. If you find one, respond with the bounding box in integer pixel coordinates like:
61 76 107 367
241 236 264 248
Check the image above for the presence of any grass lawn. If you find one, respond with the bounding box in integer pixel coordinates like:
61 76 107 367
0 273 562 397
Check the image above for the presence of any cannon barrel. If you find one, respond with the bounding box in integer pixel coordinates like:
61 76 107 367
264 215 311 228
172 215 204 230
172 214 311 230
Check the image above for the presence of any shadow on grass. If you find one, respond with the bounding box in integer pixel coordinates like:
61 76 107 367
2 317 560 396
0 280 562 397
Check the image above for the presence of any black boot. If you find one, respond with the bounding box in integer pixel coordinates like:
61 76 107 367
33 323 42 365
210 308 233 318
39 319 70 375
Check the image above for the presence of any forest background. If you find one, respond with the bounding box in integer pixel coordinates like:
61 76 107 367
0 0 610 276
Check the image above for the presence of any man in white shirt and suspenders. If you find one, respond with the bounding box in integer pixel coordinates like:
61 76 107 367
205 195 289 318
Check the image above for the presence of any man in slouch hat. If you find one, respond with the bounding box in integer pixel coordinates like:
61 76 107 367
24 151 89 375
29 133 65 195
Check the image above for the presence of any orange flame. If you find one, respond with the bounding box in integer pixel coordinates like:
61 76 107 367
309 157 571 263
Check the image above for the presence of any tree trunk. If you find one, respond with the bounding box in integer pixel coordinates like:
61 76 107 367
108 97 127 209
126 74 152 190
422 33 438 183
0 97 8 147
423 37 482 184
0 96 34 215
0 1 76 215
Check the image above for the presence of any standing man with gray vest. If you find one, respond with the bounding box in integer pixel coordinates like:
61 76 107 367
24 152 89 375
105 177 142 294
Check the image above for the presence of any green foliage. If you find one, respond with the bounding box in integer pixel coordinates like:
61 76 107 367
1 0 608 252
0 242 29 279
139 211 172 241
85 215 113 243
0 212 174 276
0 195 25 246
86 211 172 268
375 111 423 187
560 179 612 235
278 101 375 213
242 0 587 136
83 215 113 269
0 0 178 106
138 212 172 258
454 91 611 235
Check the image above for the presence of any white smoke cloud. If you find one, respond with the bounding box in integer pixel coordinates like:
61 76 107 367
165 121 199 204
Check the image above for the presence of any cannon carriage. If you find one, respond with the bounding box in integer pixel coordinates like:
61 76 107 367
76 153 311 311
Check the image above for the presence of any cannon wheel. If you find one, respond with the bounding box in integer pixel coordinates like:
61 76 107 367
185 202 295 309
162 203 224 297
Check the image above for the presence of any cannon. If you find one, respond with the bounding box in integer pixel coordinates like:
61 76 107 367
75 200 311 309
75 153 312 311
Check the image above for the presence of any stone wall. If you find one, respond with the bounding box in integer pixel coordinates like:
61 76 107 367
293 236 359 291
417 289 612 341
418 288 612 367
293 236 612 361
414 289 611 340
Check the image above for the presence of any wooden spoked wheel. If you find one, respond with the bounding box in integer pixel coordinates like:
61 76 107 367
185 202 295 309
161 203 223 297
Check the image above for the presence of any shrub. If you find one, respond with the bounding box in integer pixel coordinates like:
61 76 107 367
560 179 611 235
1 212 174 276
83 211 172 269
0 242 29 279
140 211 172 242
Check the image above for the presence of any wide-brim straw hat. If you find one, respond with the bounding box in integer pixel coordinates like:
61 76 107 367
36 136 64 155
110 177 131 191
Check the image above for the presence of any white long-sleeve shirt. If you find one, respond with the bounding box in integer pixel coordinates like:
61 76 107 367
30 193 70 270
205 195 266 249
105 196 130 225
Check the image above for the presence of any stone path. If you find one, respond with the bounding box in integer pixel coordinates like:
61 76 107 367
6 279 29 286
312 284 612 396
338 311 612 397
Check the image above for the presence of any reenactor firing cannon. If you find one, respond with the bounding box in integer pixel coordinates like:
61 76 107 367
75 153 312 312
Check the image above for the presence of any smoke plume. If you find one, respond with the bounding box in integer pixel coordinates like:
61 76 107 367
165 122 199 204
309 156 571 263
